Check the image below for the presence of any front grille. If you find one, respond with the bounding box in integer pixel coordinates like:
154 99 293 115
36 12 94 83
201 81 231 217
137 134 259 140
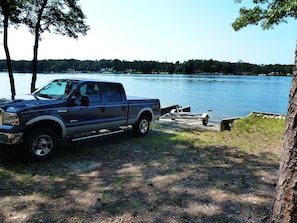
0 109 3 125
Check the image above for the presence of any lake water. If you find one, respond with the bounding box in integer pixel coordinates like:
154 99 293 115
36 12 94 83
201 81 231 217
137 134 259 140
0 72 292 122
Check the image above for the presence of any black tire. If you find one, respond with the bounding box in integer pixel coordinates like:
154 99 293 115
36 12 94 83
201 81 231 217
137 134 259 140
24 127 58 161
133 115 150 136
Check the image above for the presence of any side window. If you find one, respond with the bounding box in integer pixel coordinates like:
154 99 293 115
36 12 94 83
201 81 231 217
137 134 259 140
80 83 102 103
105 84 123 102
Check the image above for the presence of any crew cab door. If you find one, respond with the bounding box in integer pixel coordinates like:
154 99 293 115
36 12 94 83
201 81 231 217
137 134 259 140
61 82 106 134
101 83 128 126
61 82 128 135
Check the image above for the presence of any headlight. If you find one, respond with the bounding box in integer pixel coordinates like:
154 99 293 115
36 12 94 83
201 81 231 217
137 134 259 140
3 112 20 126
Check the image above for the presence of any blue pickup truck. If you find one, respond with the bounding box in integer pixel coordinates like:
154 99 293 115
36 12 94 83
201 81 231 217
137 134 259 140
0 79 161 160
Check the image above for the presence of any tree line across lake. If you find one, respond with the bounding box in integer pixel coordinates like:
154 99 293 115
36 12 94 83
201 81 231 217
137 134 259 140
0 58 293 75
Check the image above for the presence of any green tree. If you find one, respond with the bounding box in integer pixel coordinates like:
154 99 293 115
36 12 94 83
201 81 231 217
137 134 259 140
112 59 122 72
183 60 195 74
0 0 22 99
233 1 297 222
23 0 89 92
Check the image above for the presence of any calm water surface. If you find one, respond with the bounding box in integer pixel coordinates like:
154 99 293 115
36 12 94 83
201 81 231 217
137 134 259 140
0 73 292 122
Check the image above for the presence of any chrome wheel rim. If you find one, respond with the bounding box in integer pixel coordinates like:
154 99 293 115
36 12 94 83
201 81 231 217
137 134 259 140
140 119 149 133
32 134 54 157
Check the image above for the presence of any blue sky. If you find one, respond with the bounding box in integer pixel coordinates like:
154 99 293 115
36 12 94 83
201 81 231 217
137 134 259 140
1 0 297 65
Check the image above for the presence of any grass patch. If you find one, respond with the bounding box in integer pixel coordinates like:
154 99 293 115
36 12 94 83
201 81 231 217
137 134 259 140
0 116 286 223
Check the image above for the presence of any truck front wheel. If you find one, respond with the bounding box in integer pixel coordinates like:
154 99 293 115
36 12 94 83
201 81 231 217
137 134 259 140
133 115 150 136
24 127 58 161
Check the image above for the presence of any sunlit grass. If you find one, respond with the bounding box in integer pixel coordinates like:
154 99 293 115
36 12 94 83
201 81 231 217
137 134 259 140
199 117 285 154
0 116 286 222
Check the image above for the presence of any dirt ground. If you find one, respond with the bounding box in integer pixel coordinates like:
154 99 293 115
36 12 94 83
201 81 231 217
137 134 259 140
0 120 281 223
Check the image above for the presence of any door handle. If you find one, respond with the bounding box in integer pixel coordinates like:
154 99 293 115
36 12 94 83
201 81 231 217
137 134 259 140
101 107 105 112
122 106 126 111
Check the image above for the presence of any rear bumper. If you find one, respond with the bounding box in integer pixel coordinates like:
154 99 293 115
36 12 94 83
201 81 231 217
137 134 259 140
152 114 160 121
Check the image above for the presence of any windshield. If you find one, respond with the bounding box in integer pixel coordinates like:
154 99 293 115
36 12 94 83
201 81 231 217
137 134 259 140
34 79 79 100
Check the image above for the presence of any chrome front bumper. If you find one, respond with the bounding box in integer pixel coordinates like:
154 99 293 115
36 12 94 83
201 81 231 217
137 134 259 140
0 132 23 145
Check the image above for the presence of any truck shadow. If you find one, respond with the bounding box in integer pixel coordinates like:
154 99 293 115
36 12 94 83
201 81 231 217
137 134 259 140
0 126 278 223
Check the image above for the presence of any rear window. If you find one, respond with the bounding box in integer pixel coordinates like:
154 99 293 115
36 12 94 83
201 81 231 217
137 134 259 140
104 84 123 102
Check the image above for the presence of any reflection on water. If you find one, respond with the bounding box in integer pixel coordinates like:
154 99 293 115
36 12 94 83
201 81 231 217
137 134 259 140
0 73 292 121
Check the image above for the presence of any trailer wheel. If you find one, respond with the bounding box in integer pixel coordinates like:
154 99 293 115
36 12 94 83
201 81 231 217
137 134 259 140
133 115 150 136
24 127 58 161
202 115 209 126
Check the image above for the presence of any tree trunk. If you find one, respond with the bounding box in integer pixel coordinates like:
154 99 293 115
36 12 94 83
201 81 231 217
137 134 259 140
1 0 16 99
30 0 47 93
270 45 297 222
31 30 39 93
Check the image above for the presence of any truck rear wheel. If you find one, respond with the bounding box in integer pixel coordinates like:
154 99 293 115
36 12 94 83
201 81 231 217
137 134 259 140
24 127 58 161
133 115 150 136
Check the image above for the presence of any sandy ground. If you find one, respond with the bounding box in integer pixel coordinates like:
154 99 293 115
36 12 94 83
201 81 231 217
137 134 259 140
0 119 280 223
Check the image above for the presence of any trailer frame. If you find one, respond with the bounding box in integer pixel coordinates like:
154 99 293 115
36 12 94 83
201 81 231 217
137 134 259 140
161 106 212 126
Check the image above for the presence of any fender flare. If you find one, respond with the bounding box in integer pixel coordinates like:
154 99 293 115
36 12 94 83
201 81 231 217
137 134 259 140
136 108 154 121
25 115 66 137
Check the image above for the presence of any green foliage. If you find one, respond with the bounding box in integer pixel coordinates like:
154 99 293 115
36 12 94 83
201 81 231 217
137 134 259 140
0 58 292 75
233 0 297 30
0 0 23 25
22 0 89 38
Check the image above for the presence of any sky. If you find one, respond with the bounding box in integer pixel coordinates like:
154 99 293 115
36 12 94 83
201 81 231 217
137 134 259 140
1 0 297 65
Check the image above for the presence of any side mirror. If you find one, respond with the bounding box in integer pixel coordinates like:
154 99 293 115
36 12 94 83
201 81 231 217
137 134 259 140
70 95 80 106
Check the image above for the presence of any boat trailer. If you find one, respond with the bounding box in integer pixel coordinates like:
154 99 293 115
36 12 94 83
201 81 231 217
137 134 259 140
161 105 212 126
